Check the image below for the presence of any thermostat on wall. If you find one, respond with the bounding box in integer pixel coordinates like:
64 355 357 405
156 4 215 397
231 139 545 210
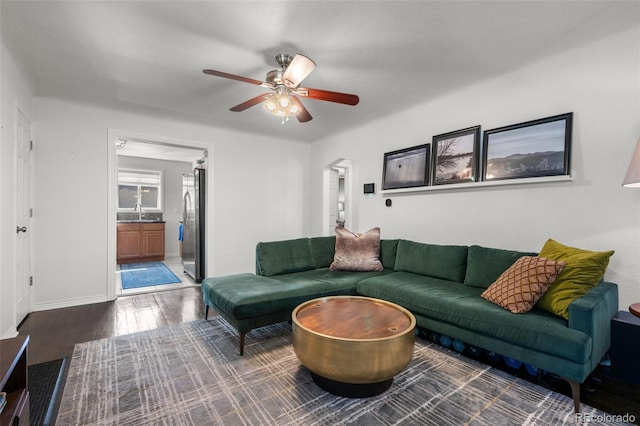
363 183 375 194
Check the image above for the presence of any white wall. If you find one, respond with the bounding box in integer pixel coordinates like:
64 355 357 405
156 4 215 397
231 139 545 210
0 42 35 337
32 97 310 310
310 7 640 310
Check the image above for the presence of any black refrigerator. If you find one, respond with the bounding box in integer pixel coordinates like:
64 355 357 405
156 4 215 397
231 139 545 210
182 168 205 283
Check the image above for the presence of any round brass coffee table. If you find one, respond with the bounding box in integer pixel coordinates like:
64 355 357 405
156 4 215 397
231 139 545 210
292 296 416 397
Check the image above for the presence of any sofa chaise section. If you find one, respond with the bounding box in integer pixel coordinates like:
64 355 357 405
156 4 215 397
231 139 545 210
202 269 366 355
202 236 391 355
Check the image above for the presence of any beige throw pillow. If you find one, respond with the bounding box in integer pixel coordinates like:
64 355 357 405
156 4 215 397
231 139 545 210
329 226 384 272
481 256 566 314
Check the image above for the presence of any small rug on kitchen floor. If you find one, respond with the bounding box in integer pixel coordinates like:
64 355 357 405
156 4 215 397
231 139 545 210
119 261 181 289
56 318 631 425
29 358 67 426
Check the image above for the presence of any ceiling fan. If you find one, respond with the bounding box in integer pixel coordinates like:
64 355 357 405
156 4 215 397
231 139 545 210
203 53 359 123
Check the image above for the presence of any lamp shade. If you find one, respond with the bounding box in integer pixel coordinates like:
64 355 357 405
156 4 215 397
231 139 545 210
623 138 640 187
282 54 316 88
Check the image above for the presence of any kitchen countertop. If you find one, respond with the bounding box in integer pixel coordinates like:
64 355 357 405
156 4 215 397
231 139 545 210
117 220 166 223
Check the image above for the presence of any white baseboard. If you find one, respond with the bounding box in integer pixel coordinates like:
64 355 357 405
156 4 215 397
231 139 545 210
32 294 112 312
1 327 19 339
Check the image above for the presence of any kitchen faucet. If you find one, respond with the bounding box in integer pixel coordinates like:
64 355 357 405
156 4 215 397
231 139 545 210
134 201 142 220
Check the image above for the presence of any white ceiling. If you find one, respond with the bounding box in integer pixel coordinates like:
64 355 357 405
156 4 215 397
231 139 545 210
1 1 630 144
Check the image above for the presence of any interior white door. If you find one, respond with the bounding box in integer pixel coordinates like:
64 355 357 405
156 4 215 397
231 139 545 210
15 109 32 325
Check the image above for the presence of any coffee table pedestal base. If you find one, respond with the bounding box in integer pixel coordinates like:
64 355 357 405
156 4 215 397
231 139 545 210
311 372 393 398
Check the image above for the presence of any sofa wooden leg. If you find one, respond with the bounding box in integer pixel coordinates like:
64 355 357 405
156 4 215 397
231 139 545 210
562 377 581 413
204 305 209 320
239 332 246 356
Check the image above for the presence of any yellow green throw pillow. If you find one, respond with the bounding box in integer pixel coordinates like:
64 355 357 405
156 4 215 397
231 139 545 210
536 239 614 319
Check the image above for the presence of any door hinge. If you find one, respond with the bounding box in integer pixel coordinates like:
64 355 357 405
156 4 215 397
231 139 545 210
30 140 34 150
30 208 33 218
30 276 33 286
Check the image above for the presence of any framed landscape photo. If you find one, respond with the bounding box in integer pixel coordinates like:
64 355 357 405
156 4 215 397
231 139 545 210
431 125 481 185
482 113 572 182
382 144 430 190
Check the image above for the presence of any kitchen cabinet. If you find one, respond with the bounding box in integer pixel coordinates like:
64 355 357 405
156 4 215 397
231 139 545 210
117 222 165 264
1 335 29 426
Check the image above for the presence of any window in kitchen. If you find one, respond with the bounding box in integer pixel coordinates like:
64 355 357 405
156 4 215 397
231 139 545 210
117 169 163 211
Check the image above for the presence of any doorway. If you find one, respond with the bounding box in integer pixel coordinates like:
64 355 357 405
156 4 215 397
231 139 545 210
323 159 355 235
107 131 213 299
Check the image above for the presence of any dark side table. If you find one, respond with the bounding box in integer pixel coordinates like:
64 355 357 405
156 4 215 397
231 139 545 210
1 335 30 425
610 310 640 385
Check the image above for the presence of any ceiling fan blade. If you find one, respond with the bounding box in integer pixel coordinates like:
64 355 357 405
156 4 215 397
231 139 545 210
203 69 264 86
282 54 316 88
230 93 273 112
291 96 312 122
296 87 359 106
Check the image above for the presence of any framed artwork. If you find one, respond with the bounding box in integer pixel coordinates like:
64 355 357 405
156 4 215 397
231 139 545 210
482 113 572 181
431 126 481 185
382 144 430 190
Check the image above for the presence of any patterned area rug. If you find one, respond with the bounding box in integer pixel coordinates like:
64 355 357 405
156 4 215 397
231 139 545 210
119 261 181 289
57 318 629 425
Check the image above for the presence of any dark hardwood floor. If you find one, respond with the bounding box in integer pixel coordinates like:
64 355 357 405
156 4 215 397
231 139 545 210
18 287 207 365
17 287 640 423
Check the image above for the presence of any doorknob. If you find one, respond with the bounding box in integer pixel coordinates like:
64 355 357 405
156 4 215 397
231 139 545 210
16 226 27 233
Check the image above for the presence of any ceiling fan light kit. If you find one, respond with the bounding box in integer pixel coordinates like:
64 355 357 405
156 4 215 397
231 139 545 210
203 53 359 123
263 93 302 125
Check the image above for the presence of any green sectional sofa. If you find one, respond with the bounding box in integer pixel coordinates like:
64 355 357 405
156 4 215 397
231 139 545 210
201 236 618 412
